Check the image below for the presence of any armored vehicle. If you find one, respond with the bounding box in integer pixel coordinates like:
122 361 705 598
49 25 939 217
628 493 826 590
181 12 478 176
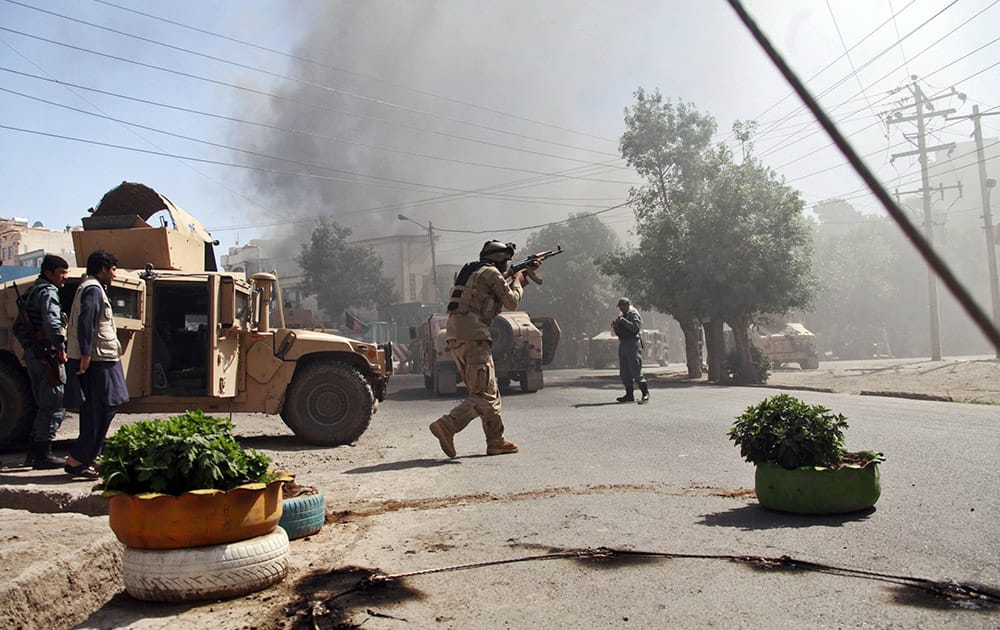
588 329 670 369
754 322 819 369
0 183 391 449
411 311 559 395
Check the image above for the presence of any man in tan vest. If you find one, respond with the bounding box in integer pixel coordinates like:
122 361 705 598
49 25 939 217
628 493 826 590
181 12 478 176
63 249 129 479
429 241 539 458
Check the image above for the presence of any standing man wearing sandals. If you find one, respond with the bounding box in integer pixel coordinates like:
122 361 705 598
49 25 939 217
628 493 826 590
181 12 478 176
63 249 129 479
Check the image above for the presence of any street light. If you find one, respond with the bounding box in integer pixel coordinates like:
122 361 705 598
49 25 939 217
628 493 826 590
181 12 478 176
397 214 438 302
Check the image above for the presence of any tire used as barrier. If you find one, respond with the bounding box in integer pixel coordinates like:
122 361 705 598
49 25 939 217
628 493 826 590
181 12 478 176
278 492 326 540
123 527 289 602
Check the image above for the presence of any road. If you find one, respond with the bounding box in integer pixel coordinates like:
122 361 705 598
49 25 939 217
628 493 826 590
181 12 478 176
75 368 1000 629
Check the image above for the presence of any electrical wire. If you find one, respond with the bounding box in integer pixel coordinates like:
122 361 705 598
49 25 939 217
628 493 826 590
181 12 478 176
726 0 1000 354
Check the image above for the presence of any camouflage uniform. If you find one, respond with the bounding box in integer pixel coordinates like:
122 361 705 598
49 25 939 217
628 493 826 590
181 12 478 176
430 245 525 457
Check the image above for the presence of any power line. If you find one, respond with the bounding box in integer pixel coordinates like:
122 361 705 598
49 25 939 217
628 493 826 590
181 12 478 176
3 0 621 158
0 67 638 187
89 0 619 146
0 25 625 167
0 123 626 207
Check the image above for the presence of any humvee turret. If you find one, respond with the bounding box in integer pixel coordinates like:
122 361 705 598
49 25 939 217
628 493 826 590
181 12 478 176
0 183 391 448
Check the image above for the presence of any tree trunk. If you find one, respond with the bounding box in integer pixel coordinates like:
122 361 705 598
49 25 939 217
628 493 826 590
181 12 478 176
704 318 726 382
677 317 703 378
728 313 756 384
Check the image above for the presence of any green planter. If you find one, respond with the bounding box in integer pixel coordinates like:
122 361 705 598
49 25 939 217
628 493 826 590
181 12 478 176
754 458 881 515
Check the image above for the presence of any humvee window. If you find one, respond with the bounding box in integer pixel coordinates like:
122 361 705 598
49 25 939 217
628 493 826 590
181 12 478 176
108 286 141 320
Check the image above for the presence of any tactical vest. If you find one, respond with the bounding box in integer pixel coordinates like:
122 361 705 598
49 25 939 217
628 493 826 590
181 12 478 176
447 261 502 325
66 277 121 361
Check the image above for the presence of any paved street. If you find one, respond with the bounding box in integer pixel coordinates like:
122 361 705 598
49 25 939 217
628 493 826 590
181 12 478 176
72 368 999 628
3 365 997 628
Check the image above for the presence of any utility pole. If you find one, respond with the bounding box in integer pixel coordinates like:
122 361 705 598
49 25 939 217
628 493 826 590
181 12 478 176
952 105 1000 358
427 220 438 302
886 79 960 361
397 214 439 303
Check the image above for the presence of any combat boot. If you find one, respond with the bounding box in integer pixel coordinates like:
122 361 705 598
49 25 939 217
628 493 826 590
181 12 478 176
486 439 519 456
637 383 650 405
429 417 457 459
31 442 64 470
616 390 635 403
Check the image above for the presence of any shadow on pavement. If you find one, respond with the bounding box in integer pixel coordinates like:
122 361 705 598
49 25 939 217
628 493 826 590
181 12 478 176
343 458 460 474
698 503 876 530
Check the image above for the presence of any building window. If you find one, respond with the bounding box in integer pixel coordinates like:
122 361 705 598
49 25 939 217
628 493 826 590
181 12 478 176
409 273 416 302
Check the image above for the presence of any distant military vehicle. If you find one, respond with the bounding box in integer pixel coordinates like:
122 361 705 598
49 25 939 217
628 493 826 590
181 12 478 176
754 322 819 369
411 311 560 395
0 183 392 449
588 329 670 369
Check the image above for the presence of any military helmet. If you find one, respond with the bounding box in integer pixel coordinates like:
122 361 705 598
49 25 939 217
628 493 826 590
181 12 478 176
480 240 516 261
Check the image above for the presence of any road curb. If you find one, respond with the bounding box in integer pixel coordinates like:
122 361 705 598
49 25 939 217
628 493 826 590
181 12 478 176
0 510 123 629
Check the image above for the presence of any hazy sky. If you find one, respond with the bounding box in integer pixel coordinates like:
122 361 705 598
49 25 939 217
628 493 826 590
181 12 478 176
1 0 997 265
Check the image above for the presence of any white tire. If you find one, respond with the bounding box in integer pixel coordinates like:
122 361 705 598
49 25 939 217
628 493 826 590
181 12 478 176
123 527 289 602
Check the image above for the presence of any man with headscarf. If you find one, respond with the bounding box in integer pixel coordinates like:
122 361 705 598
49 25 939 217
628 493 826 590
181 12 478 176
613 297 649 404
429 240 539 458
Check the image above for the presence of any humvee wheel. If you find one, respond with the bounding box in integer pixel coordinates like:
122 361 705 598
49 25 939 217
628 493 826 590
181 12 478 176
0 361 34 450
281 361 374 446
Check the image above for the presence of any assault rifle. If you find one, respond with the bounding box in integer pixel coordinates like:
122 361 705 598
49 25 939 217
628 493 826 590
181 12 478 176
508 245 563 285
12 282 64 387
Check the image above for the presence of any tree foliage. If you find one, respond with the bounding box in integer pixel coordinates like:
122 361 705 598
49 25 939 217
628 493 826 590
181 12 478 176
296 218 397 320
517 213 620 337
601 89 816 383
805 210 995 359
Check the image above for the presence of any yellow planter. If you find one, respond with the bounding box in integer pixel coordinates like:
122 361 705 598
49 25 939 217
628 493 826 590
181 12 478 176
105 475 291 549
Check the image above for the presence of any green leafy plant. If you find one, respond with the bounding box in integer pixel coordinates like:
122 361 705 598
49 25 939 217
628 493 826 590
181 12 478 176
728 394 848 469
97 410 279 495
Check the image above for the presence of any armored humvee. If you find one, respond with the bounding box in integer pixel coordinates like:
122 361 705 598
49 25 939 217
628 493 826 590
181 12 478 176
411 311 560 395
0 183 391 449
754 322 819 369
588 329 670 369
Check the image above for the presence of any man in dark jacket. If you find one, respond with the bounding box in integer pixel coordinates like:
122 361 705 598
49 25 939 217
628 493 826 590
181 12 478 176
17 254 69 468
613 297 649 404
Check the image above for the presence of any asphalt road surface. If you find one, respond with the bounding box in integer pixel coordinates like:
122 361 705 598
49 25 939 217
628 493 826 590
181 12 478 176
72 367 1000 629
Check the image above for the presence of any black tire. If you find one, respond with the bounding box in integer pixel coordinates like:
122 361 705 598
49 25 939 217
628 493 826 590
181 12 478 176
281 361 374 446
0 360 34 450
490 317 514 355
423 374 433 390
123 527 289 602
278 493 326 540
520 369 543 393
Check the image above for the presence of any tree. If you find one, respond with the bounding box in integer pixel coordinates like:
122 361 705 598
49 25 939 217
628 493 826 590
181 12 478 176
698 143 816 382
517 213 620 338
601 89 717 378
602 89 816 383
296 218 397 322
